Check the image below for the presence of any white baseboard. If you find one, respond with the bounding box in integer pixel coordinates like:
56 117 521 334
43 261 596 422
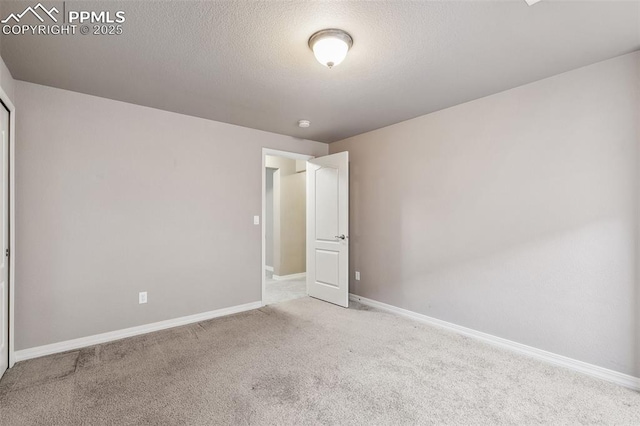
265 265 274 272
272 272 306 281
349 294 640 391
14 300 263 363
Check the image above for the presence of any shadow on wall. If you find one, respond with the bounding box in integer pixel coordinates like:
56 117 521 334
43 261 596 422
331 52 640 377
342 133 638 377
348 147 403 304
340 128 638 377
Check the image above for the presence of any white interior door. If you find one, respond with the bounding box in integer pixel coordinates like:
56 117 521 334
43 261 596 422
306 151 349 307
0 103 9 379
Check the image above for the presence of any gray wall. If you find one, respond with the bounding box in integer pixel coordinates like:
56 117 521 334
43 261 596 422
15 81 328 350
330 52 640 376
0 55 14 105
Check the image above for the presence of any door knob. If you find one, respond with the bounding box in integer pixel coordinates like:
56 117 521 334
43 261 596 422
335 234 347 240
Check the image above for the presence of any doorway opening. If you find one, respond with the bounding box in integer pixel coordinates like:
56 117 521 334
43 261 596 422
261 148 350 308
263 151 311 305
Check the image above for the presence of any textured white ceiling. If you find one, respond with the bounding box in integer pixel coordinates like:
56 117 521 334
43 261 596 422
1 1 639 143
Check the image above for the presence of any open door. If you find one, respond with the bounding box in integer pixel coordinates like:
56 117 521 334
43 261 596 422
306 151 349 307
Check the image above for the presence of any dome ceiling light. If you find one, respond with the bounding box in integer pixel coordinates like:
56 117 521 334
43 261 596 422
308 29 353 69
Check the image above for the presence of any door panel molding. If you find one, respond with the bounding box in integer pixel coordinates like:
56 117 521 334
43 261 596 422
307 151 349 307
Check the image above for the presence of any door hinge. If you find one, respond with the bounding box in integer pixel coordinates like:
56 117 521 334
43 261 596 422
5 248 8 257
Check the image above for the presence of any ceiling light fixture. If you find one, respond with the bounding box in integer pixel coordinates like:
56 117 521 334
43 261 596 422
308 29 353 69
298 119 311 128
524 0 542 5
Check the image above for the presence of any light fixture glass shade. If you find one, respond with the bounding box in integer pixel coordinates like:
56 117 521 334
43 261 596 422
309 29 353 69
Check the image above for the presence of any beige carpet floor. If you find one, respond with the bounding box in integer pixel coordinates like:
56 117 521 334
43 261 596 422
1 297 639 425
264 277 307 305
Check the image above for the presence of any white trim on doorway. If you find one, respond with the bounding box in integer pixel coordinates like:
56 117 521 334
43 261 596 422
261 148 313 306
0 87 15 369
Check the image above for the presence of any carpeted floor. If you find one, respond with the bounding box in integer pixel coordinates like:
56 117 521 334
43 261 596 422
1 297 639 425
264 276 307 305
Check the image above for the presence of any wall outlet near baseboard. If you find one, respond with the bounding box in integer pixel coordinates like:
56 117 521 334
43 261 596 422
355 271 360 281
139 292 148 304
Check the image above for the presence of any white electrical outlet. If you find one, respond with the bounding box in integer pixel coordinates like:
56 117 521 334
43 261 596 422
355 271 360 281
254 215 260 225
139 291 147 304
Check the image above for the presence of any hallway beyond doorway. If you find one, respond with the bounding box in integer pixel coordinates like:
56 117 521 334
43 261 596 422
264 272 306 305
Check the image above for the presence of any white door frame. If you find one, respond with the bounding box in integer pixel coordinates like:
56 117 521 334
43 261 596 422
261 148 313 306
0 87 15 368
